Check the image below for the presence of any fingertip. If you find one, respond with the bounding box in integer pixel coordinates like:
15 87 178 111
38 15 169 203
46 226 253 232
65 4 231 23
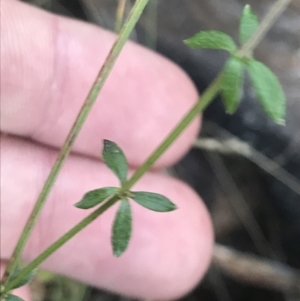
1 134 212 301
121 176 214 299
1 0 201 168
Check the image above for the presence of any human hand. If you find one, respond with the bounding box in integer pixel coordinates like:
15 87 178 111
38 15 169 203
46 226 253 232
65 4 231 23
0 1 213 300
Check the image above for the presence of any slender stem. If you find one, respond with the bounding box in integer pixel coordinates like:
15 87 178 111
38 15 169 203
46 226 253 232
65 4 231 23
238 0 292 57
145 0 158 49
2 0 291 293
125 0 293 188
1 0 150 283
3 197 119 293
2 73 222 294
115 0 127 34
123 74 223 190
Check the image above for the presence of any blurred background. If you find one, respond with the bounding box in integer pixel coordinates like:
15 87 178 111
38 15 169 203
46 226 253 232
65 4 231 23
20 1 300 300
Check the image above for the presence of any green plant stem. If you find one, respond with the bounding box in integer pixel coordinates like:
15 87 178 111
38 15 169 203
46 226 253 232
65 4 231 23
1 0 150 284
3 197 119 293
2 0 290 293
238 0 292 57
120 0 293 190
1 73 222 294
123 74 223 190
145 0 158 49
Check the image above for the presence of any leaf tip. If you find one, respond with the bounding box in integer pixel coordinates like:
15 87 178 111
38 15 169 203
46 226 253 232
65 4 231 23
74 201 87 209
275 118 286 126
225 108 236 115
244 4 251 11
74 202 82 208
242 4 255 16
102 140 128 183
112 199 132 258
113 249 124 257
168 202 178 211
103 139 115 151
183 38 192 48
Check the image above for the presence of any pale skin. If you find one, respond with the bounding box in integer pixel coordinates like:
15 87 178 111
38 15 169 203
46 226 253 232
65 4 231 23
0 0 214 300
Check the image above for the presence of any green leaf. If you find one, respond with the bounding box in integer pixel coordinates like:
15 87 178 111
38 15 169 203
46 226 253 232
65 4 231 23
6 294 25 301
131 191 177 212
8 268 36 290
102 140 128 184
247 59 286 124
239 5 259 45
221 57 245 114
112 199 132 257
75 187 118 209
184 30 237 53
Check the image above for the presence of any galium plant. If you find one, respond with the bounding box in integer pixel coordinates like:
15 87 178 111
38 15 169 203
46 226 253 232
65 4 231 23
185 4 286 123
75 140 177 257
0 0 290 300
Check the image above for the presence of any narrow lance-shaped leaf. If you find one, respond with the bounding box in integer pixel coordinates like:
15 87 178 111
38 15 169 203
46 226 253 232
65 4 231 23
131 191 177 212
112 199 132 257
184 30 237 53
6 294 25 301
8 268 36 290
102 140 128 184
239 5 259 45
75 187 119 209
247 59 286 124
221 57 244 114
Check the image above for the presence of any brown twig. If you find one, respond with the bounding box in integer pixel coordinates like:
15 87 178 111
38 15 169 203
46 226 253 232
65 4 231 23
194 122 300 197
204 151 277 258
213 244 300 294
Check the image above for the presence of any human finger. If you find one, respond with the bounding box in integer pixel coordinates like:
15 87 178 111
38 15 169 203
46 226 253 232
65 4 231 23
1 136 213 300
1 0 200 169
